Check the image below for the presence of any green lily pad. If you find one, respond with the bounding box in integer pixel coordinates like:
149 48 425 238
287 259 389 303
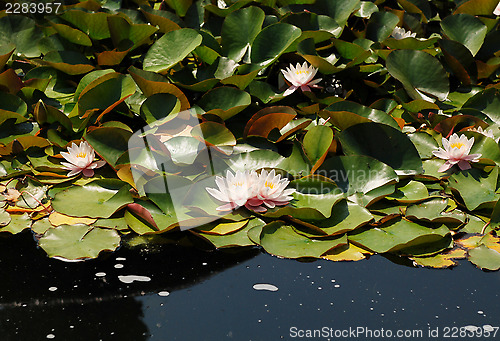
338 123 423 175
251 23 302 66
197 86 251 120
468 244 500 271
52 180 134 219
0 208 11 227
194 218 264 248
38 225 121 260
349 218 451 254
0 15 42 57
263 189 345 220
140 93 181 124
365 11 399 42
85 127 132 167
408 132 440 159
144 28 202 73
386 181 430 203
302 125 333 171
386 49 449 102
448 167 500 211
31 218 53 235
258 221 348 259
318 154 399 206
298 200 374 237
60 10 111 40
441 14 487 56
323 100 399 129
0 212 31 234
51 23 92 47
406 198 466 224
221 6 265 62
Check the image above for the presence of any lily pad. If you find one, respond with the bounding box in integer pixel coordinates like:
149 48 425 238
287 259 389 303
349 218 451 254
448 167 500 211
143 28 202 73
38 225 121 261
258 221 348 259
337 122 423 175
386 49 449 102
52 180 134 219
468 244 500 271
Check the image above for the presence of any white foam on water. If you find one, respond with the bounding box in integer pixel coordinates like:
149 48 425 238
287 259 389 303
116 257 126 261
158 291 170 297
118 275 151 284
46 334 55 339
114 264 124 269
95 272 106 277
48 287 57 292
253 283 278 292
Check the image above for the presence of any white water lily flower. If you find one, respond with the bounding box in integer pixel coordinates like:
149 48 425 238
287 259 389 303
281 62 322 96
467 126 499 143
60 141 106 177
432 134 481 172
217 0 227 9
206 170 258 211
245 170 295 213
391 26 417 40
494 2 500 15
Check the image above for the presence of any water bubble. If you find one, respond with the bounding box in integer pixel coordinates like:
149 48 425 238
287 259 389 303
48 287 57 292
95 272 106 277
158 291 170 297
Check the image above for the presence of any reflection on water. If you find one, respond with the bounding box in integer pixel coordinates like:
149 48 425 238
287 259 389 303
0 231 499 340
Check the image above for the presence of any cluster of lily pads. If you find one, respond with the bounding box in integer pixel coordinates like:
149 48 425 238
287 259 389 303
1 0 500 271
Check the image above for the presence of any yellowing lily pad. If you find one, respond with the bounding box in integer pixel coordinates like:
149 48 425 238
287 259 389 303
195 220 248 235
322 243 372 262
411 248 467 268
49 212 97 226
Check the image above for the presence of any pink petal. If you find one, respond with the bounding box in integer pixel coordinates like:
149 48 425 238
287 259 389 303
82 168 95 177
457 160 471 170
438 161 453 173
245 203 267 213
247 198 264 206
300 85 311 92
283 85 298 96
216 203 238 211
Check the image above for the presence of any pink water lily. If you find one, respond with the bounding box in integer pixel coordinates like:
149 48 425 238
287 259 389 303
281 62 322 96
245 170 296 213
206 169 295 213
60 141 106 177
432 134 481 172
206 170 258 211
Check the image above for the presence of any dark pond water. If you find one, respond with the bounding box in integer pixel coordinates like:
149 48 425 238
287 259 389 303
0 231 499 341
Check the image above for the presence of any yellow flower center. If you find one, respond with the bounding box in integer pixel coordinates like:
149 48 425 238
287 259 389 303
264 181 275 189
450 142 465 149
76 152 87 158
295 70 310 75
